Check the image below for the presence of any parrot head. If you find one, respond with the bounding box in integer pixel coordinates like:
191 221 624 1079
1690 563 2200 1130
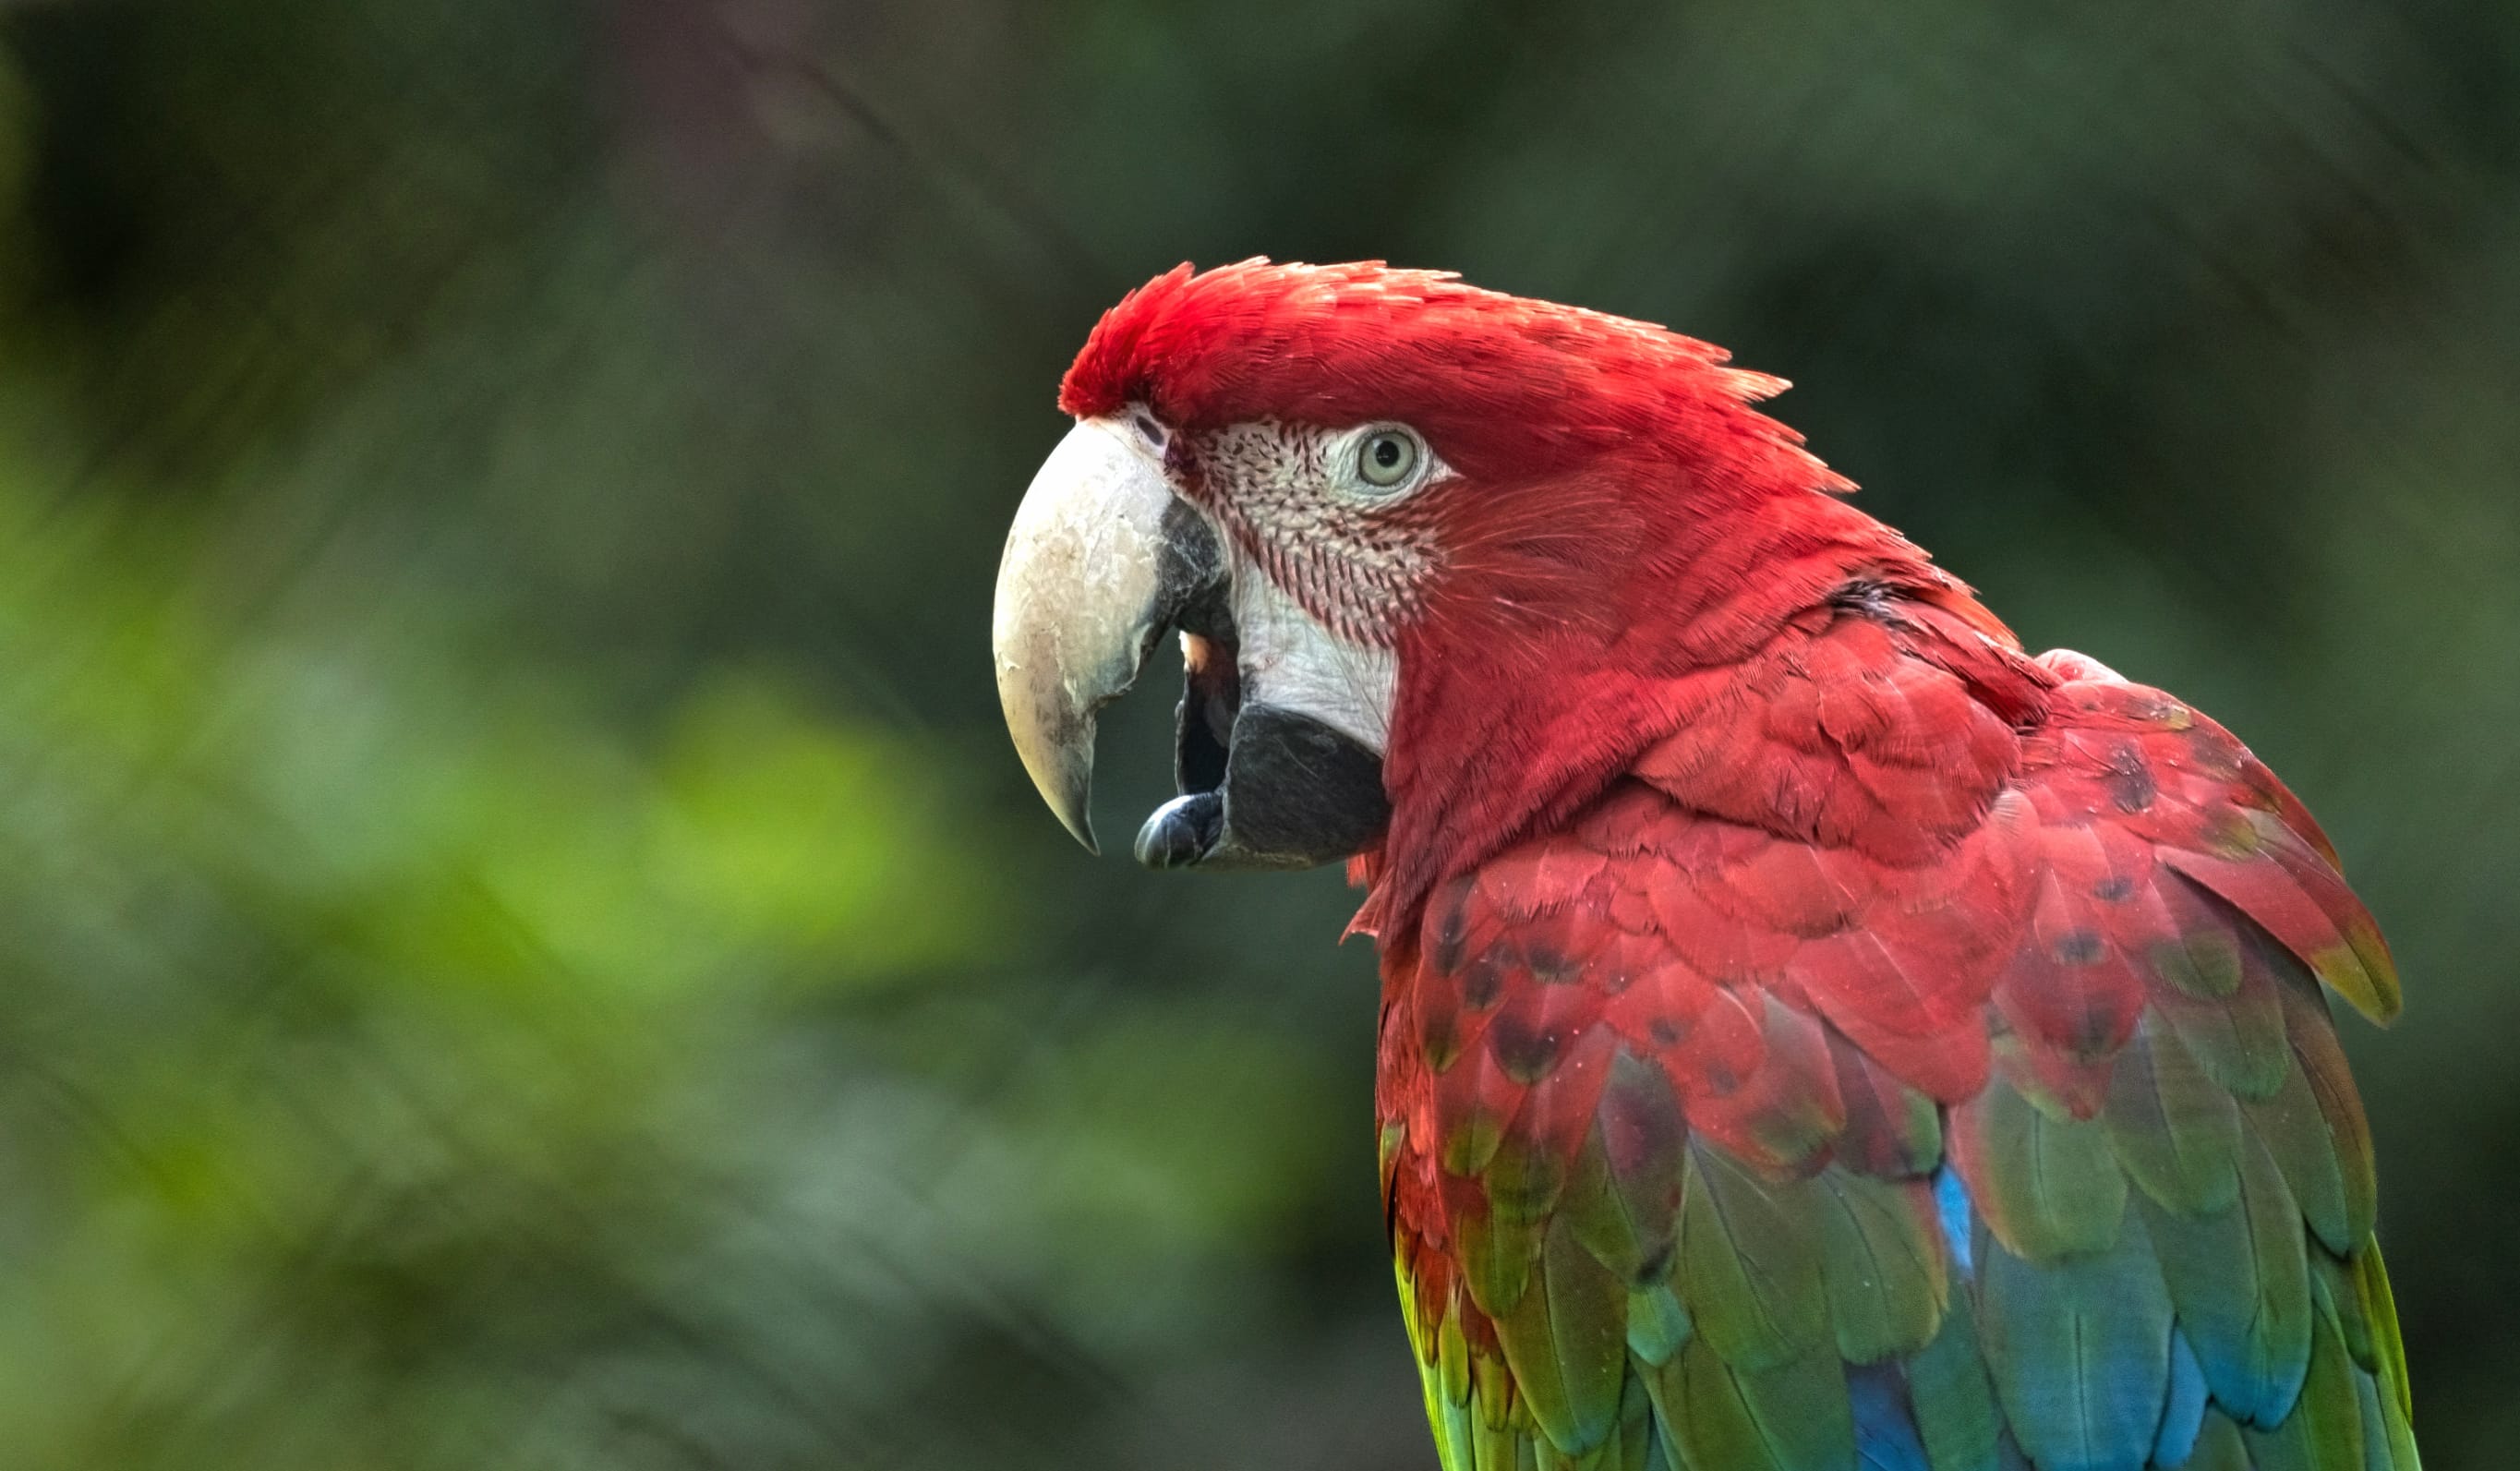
993 259 1989 922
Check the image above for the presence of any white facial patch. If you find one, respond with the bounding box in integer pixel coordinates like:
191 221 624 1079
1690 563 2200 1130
1225 562 1400 754
1178 417 1453 757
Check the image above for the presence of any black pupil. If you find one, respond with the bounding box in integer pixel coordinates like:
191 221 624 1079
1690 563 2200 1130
1373 438 1403 468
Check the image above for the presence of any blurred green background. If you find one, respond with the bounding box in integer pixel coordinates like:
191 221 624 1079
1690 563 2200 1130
0 1 2512 1466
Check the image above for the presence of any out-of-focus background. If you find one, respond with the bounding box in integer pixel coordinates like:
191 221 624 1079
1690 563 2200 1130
0 2 2512 1466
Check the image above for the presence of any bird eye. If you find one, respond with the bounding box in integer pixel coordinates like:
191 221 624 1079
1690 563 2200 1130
1355 428 1421 489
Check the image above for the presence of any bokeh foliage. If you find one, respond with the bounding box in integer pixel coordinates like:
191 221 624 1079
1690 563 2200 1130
0 1 2514 1466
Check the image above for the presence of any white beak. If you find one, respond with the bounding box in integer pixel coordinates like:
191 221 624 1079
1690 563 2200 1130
990 417 1215 851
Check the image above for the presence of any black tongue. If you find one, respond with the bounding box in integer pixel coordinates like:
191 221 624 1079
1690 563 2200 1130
1134 702 1389 872
1135 792 1223 868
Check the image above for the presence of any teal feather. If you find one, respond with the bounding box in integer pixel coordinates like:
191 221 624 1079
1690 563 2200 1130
2154 1329 2208 1467
1949 1070 2127 1261
2242 1293 2365 1471
2141 1134 2311 1426
1626 1282 1694 1368
1978 1202 2172 1471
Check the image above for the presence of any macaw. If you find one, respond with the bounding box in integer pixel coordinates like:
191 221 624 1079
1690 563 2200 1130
990 259 2417 1471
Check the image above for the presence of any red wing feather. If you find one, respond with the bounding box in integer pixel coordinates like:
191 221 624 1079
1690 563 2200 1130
1379 614 2411 1470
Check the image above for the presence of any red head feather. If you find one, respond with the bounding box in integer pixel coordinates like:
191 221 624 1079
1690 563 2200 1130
1063 260 1835 494
1061 260 2031 932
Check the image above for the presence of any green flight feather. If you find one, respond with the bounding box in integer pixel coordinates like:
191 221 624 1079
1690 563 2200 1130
1563 1133 1652 1289
2336 912 2404 1025
2315 1245 2427 1467
2280 979 2381 1249
2104 1018 2244 1214
1590 1375 1661 1471
1443 1105 1511 1176
2248 1007 2379 1259
1477 1330 1514 1434
1884 1084 1945 1177
2312 1250 2375 1373
1441 1302 1475 1407
1460 1201 1545 1317
1649 1335 1852 1471
1674 1145 1827 1369
2187 1411 2253 1471
2355 1242 2416 1428
1626 1281 1694 1368
1398 1256 1484 1471
1494 1213 1630 1455
1564 1054 1687 1284
1489 1131 1573 1231
1429 1381 1477 1471
1978 1202 2173 1471
1472 1413 1519 1471
2140 1132 2311 1426
2353 1369 2397 1471
2378 1370 2422 1471
1950 1068 2127 1260
2242 1045 2359 1258
2152 928 2245 999
2151 935 2291 1099
1532 1380 1673 1471
2243 1292 2365 1471
1905 1296 2002 1471
2156 987 2293 1102
1813 1167 1946 1363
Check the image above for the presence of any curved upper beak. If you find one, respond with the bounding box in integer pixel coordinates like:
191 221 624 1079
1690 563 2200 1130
991 417 1222 852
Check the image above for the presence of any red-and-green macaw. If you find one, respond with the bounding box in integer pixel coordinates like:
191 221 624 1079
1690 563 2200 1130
990 260 2417 1471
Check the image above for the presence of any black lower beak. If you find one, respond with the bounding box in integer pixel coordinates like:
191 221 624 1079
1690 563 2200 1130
1135 792 1224 868
1132 617 1390 872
